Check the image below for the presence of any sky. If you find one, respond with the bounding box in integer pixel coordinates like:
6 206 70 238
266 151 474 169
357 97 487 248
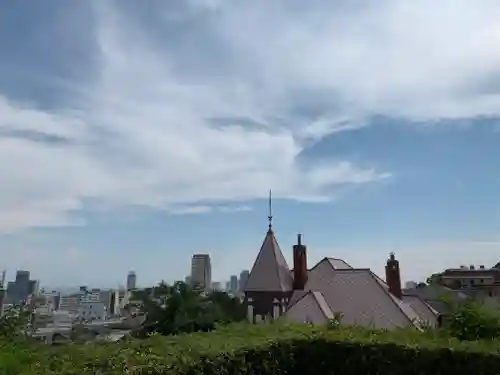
2 0 500 289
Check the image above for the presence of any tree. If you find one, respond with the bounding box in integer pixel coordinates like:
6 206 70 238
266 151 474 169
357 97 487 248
0 308 30 340
426 273 443 286
444 299 500 340
137 282 244 337
206 291 246 322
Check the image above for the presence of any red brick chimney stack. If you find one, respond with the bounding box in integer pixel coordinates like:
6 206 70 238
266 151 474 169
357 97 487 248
293 234 308 290
385 252 402 299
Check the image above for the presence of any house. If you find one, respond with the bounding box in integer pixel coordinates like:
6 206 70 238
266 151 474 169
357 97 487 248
243 224 438 329
440 265 500 298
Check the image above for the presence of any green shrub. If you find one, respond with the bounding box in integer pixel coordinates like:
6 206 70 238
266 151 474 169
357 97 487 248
3 323 500 374
445 300 500 341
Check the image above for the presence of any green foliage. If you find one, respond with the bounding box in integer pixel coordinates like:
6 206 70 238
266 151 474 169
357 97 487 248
327 311 343 329
3 323 500 374
426 272 443 285
137 281 245 337
0 308 31 340
444 299 500 341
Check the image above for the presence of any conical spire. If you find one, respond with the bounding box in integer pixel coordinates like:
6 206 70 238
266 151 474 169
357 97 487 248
244 190 293 292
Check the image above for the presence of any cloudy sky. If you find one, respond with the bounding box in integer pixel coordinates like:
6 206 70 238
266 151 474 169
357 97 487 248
2 0 500 288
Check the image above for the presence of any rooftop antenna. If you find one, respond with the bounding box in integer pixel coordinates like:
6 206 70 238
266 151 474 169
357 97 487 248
268 189 273 230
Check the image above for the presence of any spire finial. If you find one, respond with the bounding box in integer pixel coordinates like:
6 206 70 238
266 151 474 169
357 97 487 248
268 189 273 229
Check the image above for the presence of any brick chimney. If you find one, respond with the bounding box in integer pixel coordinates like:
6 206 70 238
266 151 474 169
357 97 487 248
385 252 402 299
293 234 308 290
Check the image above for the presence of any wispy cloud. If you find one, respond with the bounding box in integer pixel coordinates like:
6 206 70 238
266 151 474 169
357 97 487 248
2 0 499 232
217 205 252 213
168 205 213 215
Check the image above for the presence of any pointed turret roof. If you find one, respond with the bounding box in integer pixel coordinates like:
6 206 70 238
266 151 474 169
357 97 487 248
244 228 294 292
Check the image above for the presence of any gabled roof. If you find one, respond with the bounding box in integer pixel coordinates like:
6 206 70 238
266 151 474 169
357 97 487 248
402 295 438 327
285 291 333 324
244 229 293 292
402 285 468 314
290 258 423 329
326 258 353 270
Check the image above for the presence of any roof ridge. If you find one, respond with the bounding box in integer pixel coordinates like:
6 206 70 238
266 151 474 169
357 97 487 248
269 229 285 291
288 290 310 309
404 294 439 317
311 291 333 319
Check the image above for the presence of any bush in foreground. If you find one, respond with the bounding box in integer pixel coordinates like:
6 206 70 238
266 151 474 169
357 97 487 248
3 323 500 375
444 299 500 341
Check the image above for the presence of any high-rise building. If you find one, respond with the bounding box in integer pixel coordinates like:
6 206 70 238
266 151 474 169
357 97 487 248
229 275 238 293
127 271 137 290
239 270 250 292
0 285 5 317
184 275 191 285
6 270 38 305
190 254 212 291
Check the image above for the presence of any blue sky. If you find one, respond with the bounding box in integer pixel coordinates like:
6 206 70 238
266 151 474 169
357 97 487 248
2 0 500 288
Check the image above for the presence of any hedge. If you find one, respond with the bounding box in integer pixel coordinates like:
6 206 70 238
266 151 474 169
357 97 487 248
2 323 500 374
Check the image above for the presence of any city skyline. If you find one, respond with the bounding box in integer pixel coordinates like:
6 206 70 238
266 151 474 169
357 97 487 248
0 266 251 294
2 1 500 286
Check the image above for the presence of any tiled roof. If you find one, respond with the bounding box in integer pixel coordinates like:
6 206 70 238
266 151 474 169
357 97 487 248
326 258 353 269
244 229 293 292
402 285 468 314
403 285 468 301
286 291 333 324
288 290 308 307
286 258 421 329
402 295 438 327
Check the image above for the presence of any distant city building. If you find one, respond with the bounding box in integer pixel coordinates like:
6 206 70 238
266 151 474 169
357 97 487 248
6 270 39 305
38 290 60 313
58 294 80 315
184 275 191 285
58 288 119 318
190 254 212 291
126 271 137 290
212 281 222 291
225 281 230 292
405 281 417 289
239 270 250 292
79 301 107 321
230 275 238 293
0 288 5 317
439 264 500 298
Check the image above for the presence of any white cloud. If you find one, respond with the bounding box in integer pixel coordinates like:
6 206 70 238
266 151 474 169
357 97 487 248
217 205 252 213
2 0 500 233
0 1 391 233
169 205 213 215
210 0 500 120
